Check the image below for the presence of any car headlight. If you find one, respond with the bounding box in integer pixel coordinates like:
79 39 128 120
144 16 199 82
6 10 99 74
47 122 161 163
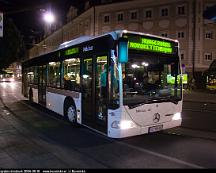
172 112 181 120
111 120 135 129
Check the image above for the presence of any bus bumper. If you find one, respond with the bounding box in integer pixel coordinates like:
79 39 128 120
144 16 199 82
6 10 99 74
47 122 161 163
108 119 182 138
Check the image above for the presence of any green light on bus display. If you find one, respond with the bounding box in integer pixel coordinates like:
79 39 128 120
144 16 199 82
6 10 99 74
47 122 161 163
129 38 173 54
64 47 79 56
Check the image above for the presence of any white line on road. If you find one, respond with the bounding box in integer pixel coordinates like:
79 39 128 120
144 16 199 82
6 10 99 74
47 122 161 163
114 140 204 168
85 128 204 168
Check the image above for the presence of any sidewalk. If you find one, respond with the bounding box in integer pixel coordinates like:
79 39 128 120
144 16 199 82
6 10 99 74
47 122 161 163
183 89 216 103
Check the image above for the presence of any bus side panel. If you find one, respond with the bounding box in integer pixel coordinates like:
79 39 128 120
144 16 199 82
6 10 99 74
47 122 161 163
74 93 82 124
46 91 82 124
46 92 66 116
32 88 38 103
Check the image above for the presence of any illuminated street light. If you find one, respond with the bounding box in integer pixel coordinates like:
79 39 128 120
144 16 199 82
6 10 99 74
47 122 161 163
43 11 55 24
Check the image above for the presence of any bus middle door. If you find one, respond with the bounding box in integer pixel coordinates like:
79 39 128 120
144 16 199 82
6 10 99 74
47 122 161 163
38 65 46 106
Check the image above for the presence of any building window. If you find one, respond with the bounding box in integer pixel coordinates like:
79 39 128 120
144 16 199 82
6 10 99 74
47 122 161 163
205 53 213 61
161 8 169 17
177 31 185 38
117 13 124 22
177 5 185 15
104 15 110 23
130 11 138 20
205 31 214 39
145 10 152 18
161 33 168 37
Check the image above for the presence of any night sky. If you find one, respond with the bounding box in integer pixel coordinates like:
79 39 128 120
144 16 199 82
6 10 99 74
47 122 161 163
0 0 129 47
0 0 87 46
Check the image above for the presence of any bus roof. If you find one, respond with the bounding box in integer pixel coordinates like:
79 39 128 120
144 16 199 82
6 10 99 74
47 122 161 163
57 30 178 51
23 30 179 67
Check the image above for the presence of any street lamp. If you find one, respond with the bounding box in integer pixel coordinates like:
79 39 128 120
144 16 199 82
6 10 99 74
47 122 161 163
43 11 55 24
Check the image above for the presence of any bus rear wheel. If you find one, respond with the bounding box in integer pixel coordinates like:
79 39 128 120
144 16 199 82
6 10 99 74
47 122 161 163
65 102 77 125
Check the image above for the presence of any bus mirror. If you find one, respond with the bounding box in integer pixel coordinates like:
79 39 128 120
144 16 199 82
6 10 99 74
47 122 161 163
118 38 128 63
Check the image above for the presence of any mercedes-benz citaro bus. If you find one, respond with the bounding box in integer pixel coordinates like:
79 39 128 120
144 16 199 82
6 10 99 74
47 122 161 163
22 30 182 138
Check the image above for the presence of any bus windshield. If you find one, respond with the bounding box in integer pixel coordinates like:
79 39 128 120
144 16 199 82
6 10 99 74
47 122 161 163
122 53 182 107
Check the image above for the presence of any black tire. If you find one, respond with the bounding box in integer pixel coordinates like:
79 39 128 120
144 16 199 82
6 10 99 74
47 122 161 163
64 101 77 125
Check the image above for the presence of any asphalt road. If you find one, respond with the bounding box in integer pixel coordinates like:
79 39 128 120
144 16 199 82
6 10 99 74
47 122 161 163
0 81 216 168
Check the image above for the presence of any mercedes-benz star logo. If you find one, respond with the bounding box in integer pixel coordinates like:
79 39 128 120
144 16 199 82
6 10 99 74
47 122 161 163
153 113 160 123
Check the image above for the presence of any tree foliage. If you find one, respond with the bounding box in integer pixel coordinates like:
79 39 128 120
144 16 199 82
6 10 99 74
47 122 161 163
0 17 26 70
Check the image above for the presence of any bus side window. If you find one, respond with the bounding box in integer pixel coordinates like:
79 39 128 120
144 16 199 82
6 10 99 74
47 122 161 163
63 58 80 91
48 62 61 88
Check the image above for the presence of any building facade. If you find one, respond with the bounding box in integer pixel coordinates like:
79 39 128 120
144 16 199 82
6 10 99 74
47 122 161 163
28 0 216 77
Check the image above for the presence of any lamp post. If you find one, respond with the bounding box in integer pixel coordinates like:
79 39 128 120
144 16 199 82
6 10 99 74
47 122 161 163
42 10 55 37
43 11 55 24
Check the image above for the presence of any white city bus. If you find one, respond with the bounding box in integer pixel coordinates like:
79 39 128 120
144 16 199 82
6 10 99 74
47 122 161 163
22 30 182 138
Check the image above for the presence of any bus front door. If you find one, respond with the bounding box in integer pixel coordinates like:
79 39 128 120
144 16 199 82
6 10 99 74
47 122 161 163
81 55 108 134
38 65 46 106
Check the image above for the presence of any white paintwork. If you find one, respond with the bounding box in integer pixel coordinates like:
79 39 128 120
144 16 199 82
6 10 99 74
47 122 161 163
46 92 82 124
27 87 38 103
46 92 66 116
58 36 93 49
74 93 82 124
108 101 182 138
32 88 38 103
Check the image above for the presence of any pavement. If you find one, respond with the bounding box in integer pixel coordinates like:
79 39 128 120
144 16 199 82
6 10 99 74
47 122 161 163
183 89 216 103
165 89 216 141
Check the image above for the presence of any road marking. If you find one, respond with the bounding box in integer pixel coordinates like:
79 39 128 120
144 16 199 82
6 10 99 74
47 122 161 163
85 128 204 168
115 140 203 168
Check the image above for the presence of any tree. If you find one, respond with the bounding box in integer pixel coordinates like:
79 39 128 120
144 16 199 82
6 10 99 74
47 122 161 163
0 17 26 70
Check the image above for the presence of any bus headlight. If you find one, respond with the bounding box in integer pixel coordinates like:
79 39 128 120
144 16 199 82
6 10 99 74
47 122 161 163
111 120 135 130
172 112 181 121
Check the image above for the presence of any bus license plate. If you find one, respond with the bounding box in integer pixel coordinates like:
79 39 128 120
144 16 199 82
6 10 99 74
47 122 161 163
148 125 163 133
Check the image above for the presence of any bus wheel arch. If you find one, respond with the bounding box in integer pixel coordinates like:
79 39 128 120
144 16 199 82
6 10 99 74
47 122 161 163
64 97 77 124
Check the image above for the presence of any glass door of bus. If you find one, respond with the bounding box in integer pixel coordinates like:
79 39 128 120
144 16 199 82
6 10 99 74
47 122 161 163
81 55 108 133
38 65 46 106
95 55 108 132
82 57 94 126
